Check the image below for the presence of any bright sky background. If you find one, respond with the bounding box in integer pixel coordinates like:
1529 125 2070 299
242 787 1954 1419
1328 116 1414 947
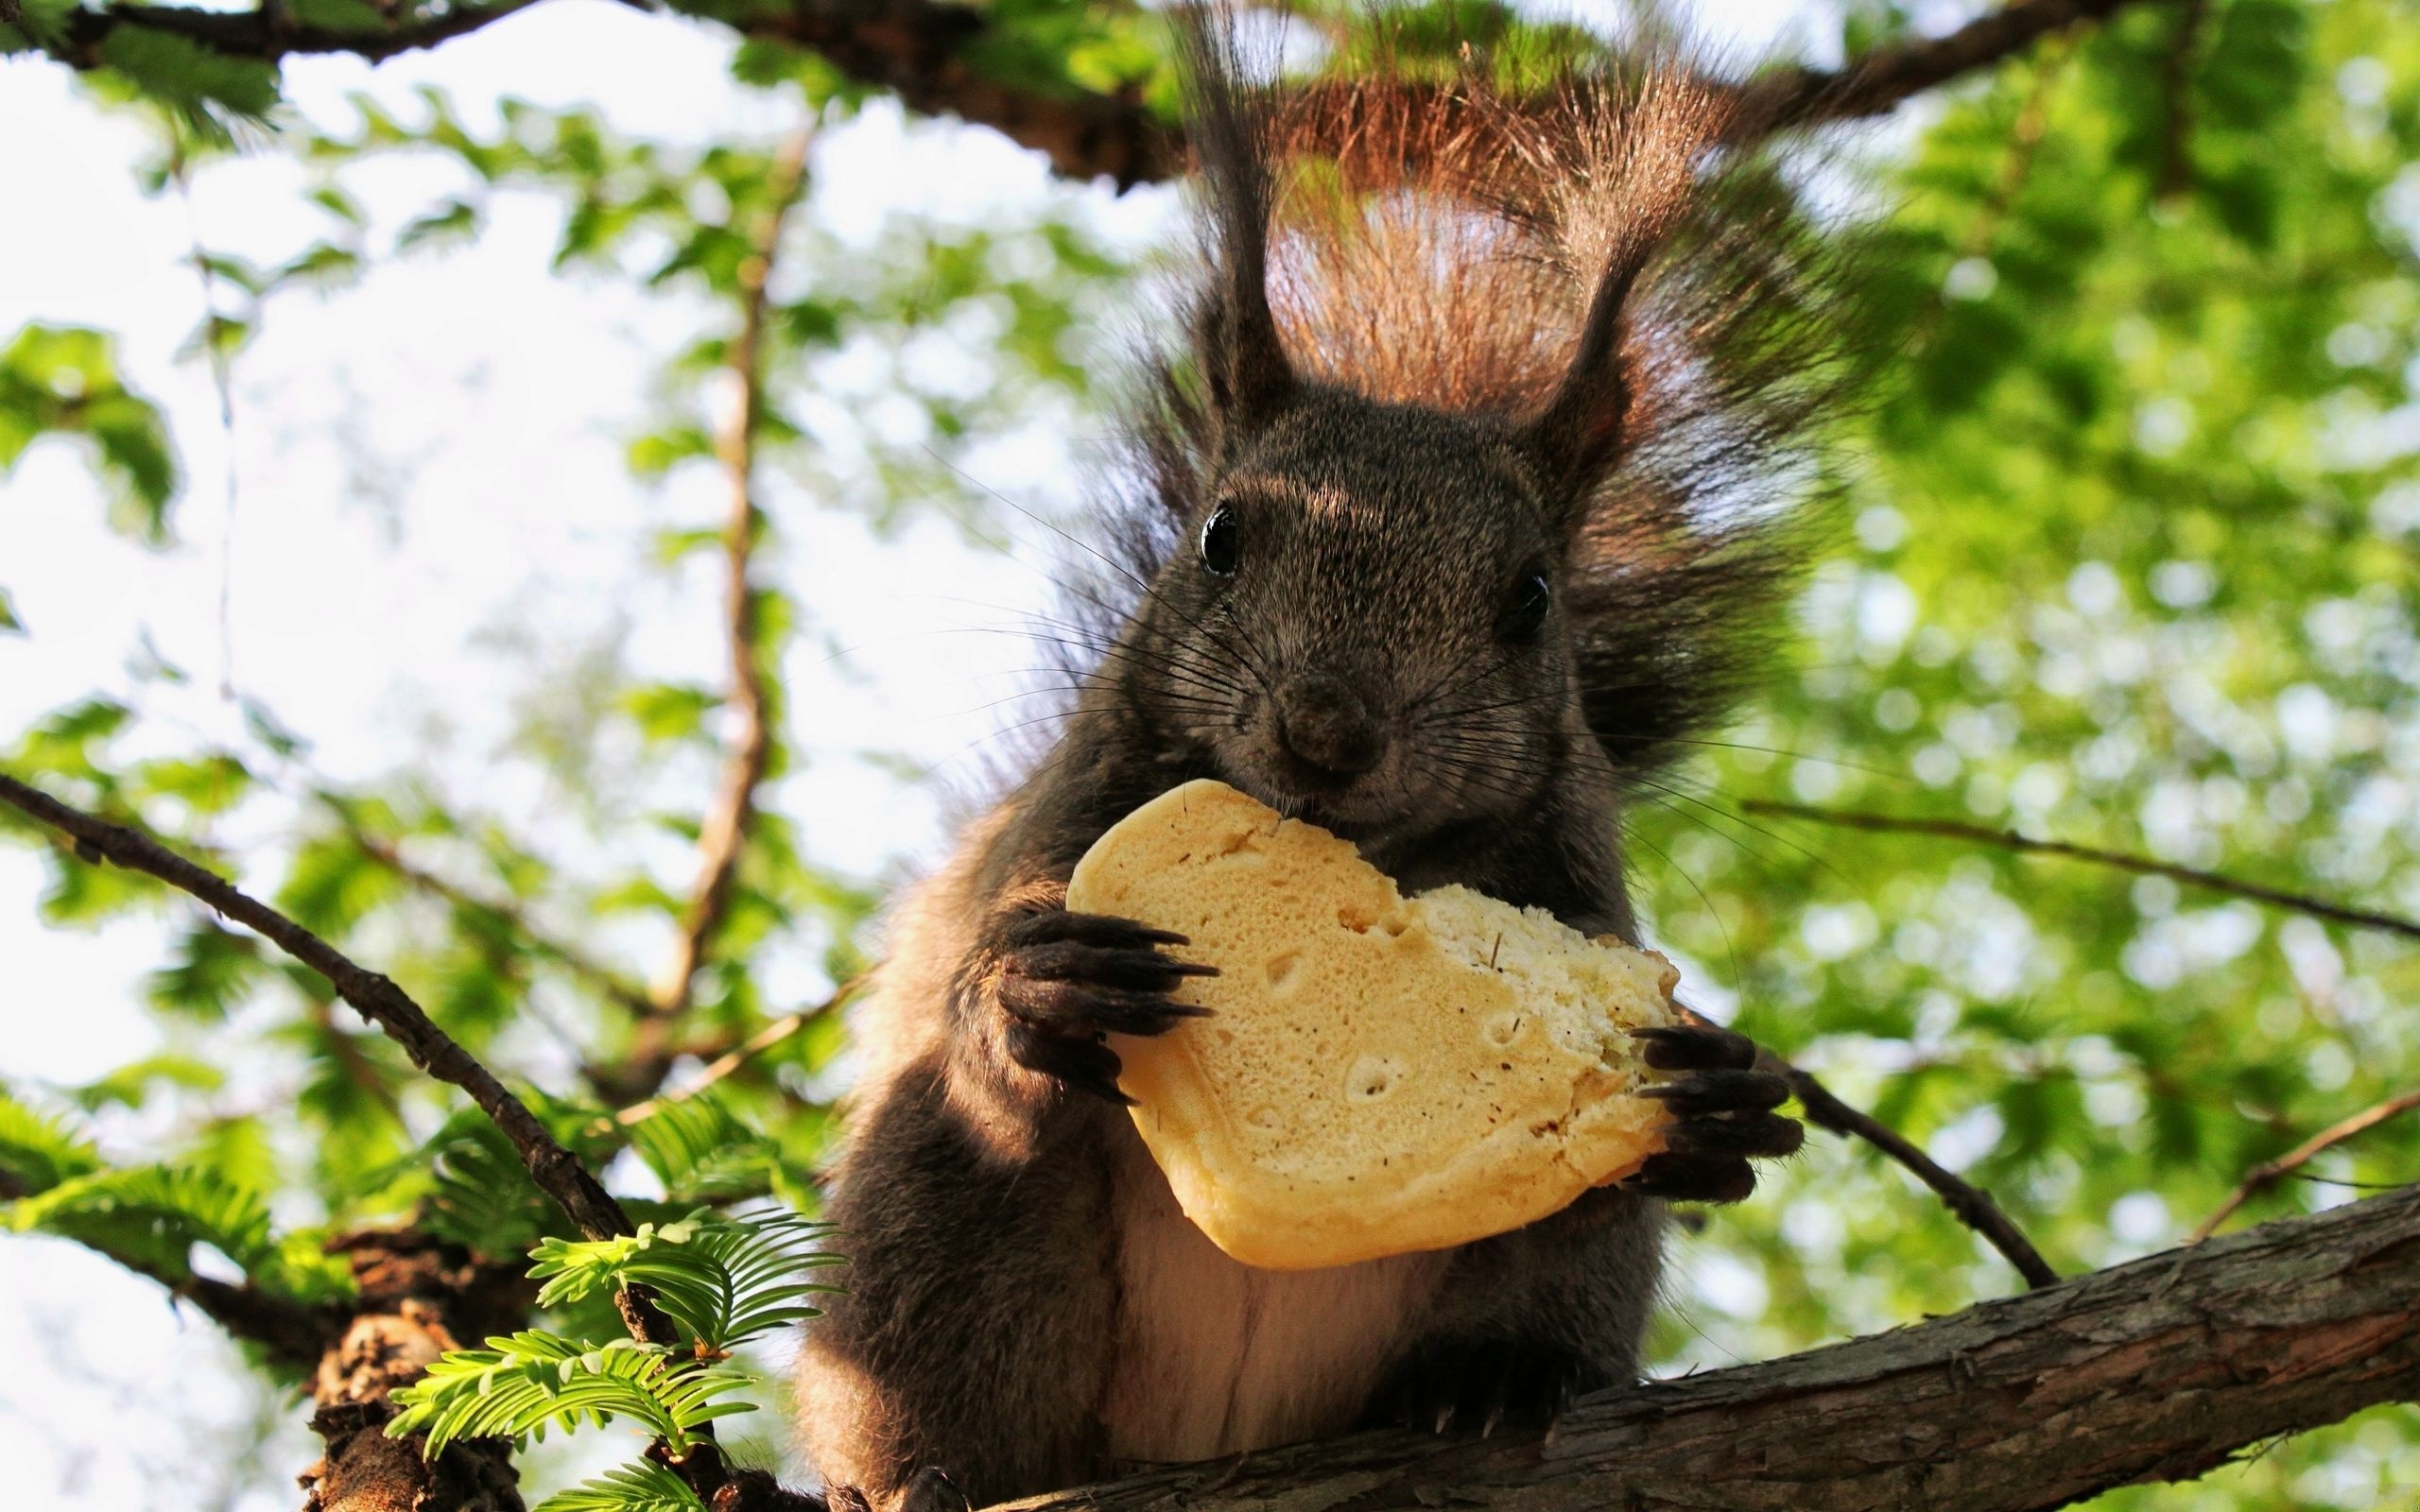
0 1 1831 1503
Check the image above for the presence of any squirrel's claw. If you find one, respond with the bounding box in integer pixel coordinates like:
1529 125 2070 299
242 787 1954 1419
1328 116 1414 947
1629 1022 1757 1071
994 908 1213 1103
1639 1067 1790 1116
1374 1339 1600 1438
1621 1024 1803 1203
1621 1151 1758 1204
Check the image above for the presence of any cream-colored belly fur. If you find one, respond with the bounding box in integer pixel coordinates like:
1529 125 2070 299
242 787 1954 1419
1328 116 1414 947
1100 1134 1445 1464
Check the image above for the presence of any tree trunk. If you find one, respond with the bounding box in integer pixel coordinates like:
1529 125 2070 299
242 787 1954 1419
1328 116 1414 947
298 1232 532 1512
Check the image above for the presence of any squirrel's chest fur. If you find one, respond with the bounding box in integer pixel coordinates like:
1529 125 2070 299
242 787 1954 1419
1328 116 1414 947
1098 1130 1447 1463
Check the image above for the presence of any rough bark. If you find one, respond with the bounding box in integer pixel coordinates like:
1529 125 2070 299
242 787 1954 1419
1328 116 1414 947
299 1232 534 1512
1000 1181 2420 1512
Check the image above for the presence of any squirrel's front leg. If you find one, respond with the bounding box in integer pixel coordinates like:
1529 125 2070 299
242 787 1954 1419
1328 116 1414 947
951 885 1218 1112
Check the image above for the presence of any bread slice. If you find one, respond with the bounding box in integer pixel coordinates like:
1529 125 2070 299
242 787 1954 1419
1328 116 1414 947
1065 779 1682 1271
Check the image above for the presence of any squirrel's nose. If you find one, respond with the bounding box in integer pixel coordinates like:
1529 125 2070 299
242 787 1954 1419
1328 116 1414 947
1273 674 1386 777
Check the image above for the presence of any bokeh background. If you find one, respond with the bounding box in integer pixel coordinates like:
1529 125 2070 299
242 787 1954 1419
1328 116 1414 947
4 0 2417 1505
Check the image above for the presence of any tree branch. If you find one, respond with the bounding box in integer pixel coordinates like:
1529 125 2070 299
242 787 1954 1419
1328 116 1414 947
1764 1050 2061 1288
39 0 2169 188
744 0 1171 188
2193 1086 2420 1242
104 1251 338 1374
58 0 544 66
301 1230 535 1512
1733 0 2156 132
1740 799 2420 943
1002 1181 2420 1512
0 772 792 1501
0 770 642 1249
654 121 806 1017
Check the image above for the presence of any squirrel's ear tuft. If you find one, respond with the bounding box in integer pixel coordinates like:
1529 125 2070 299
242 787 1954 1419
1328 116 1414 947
1516 74 1730 522
1516 253 1647 508
1177 9 1296 438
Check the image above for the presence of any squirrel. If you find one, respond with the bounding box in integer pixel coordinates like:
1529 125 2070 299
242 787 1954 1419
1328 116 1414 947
797 18 1841 1511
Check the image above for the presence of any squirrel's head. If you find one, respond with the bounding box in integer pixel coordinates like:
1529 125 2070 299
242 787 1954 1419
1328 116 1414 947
1129 387 1595 845
1109 17 1662 847
1080 19 1828 851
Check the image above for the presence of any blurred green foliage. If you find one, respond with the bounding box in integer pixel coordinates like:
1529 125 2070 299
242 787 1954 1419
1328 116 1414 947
3 1 2418 1507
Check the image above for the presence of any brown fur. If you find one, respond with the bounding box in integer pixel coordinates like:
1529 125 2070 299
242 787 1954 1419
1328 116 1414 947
798 18 1843 1509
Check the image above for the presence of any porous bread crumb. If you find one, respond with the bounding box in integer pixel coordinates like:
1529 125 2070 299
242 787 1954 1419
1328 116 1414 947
1066 779 1682 1271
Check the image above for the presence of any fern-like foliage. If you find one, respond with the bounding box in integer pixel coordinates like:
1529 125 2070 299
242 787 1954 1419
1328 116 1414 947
529 1209 838 1356
535 1459 708 1512
424 1114 562 1256
626 1095 785 1205
373 1092 615 1257
386 1332 756 1457
6 1161 352 1302
0 1089 101 1194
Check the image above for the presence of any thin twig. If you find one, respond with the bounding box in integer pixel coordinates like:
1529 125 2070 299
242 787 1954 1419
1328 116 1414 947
648 122 813 1012
612 975 861 1128
337 810 654 1017
1740 800 2420 944
1910 33 2072 355
626 120 817 1092
1761 1050 2061 1289
2154 0 2210 202
2191 1087 2420 1242
165 137 244 699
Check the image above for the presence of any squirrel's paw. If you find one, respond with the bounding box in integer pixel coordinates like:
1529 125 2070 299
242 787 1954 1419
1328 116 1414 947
1374 1339 1604 1437
1622 1023 1802 1203
994 909 1216 1105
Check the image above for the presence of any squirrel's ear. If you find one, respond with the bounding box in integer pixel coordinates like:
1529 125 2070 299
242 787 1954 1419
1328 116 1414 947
1517 256 1644 513
1178 9 1296 435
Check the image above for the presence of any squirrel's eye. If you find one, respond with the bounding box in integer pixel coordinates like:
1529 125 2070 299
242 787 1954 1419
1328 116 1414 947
1199 506 1241 577
1501 571 1551 643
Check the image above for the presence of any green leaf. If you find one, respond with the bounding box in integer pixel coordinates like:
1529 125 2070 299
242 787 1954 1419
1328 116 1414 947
0 1091 102 1195
386 1331 756 1458
2 0 78 49
132 752 253 816
537 1459 710 1512
0 325 180 543
72 1053 228 1111
624 1094 789 1204
528 1207 838 1354
419 1114 569 1258
7 1163 271 1285
93 29 281 142
287 0 390 31
147 921 263 1021
395 198 483 254
0 585 21 634
272 242 365 294
618 682 719 745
